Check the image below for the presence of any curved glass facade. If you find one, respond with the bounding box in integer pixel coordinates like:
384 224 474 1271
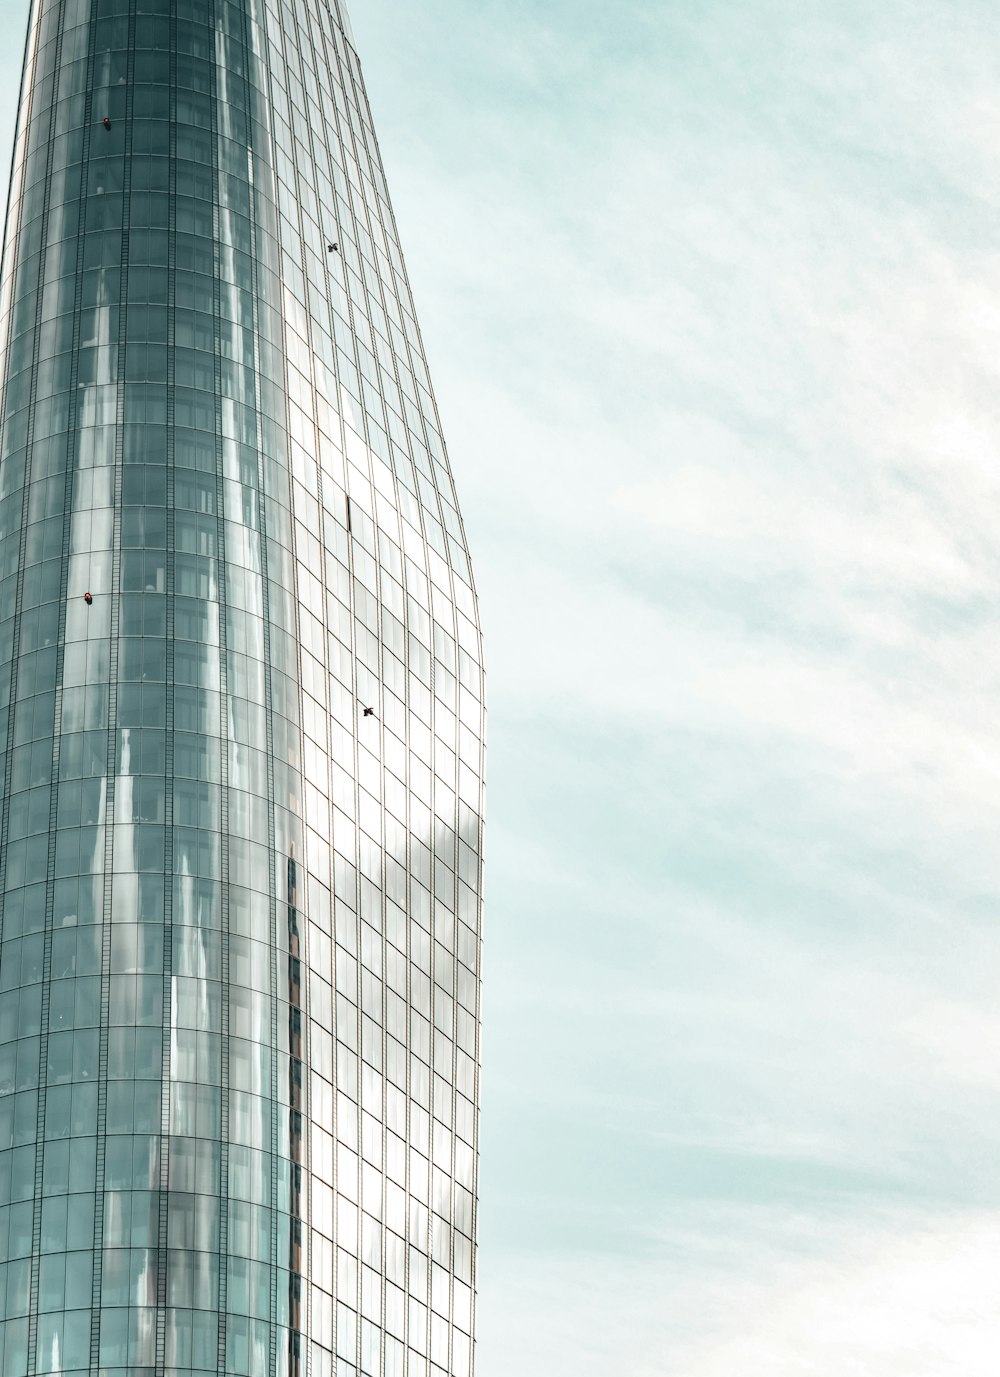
0 1 485 1375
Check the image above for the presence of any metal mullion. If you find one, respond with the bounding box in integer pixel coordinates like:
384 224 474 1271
330 31 441 1377
0 0 67 953
153 3 179 1371
277 6 330 1374
25 0 103 1363
89 2 137 1371
291 5 359 1341
210 15 233 1370
213 0 287 1367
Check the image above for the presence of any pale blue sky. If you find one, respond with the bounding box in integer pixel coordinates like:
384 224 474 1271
4 0 1000 1372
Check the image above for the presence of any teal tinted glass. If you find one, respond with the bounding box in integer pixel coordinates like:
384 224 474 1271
0 1 484 1374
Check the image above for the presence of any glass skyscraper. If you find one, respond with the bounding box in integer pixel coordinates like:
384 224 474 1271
0 1 485 1374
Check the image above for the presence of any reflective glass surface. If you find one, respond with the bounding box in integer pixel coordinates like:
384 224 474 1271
0 1 484 1374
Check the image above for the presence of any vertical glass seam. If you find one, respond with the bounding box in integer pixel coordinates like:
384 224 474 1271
0 0 63 949
154 1 180 1369
89 2 138 1370
25 0 100 1366
209 18 233 1369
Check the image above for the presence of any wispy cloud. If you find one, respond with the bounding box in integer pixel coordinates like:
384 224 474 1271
375 0 1000 1367
484 1208 1000 1377
2 0 997 1372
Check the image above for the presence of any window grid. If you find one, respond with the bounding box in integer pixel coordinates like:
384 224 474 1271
0 0 484 1375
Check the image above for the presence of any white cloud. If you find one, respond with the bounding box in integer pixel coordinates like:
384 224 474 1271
671 1211 1000 1377
479 1209 1000 1377
431 11 1000 1361
2 3 995 1376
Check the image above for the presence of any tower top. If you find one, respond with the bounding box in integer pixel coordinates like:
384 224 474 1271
331 0 356 44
